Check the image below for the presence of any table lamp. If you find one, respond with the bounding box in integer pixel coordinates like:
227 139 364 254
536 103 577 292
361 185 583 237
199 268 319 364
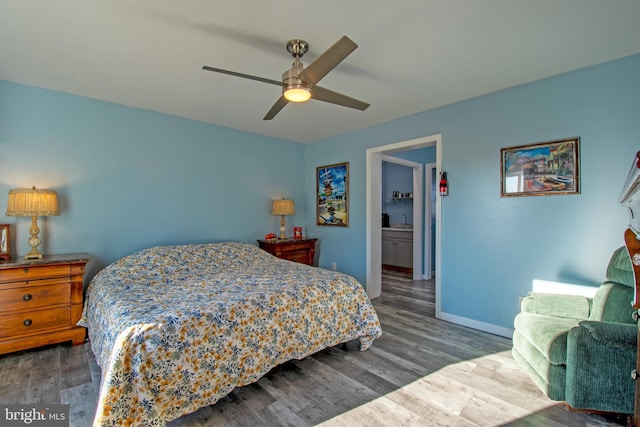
272 198 295 239
5 186 60 260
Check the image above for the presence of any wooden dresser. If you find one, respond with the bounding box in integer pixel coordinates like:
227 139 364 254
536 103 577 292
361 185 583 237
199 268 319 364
257 238 317 266
0 254 90 355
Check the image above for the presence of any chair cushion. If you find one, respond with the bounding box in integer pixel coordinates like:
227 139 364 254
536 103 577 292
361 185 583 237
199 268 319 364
588 282 635 324
514 312 580 364
606 246 634 287
521 292 591 320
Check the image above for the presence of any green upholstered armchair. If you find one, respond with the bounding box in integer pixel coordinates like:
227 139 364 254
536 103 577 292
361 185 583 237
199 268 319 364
512 247 637 414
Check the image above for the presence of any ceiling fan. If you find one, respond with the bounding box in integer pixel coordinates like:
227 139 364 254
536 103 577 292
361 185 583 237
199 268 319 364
202 35 370 120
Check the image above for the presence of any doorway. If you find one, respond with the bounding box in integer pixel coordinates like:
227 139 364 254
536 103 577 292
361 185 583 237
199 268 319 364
381 155 423 280
366 134 442 317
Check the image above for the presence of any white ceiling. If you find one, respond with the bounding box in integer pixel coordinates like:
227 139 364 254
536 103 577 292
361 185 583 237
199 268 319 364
1 1 639 143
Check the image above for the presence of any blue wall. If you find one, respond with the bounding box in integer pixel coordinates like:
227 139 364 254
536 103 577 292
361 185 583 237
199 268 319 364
391 147 436 165
2 53 638 332
307 54 640 330
382 162 413 225
0 81 306 278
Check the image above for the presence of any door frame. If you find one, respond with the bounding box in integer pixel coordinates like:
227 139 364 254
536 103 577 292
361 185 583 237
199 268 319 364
366 134 442 317
425 162 436 280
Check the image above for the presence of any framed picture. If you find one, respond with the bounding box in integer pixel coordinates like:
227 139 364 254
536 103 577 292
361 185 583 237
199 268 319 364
0 224 10 260
500 137 580 197
317 162 349 226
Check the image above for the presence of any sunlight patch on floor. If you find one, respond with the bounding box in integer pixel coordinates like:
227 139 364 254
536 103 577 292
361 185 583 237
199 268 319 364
318 350 557 426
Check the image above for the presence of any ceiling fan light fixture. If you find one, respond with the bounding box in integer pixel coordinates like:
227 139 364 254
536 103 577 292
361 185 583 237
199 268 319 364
283 85 311 103
203 36 368 120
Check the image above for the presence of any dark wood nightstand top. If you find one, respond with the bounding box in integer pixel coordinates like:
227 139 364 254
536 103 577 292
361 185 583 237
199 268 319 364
257 238 317 266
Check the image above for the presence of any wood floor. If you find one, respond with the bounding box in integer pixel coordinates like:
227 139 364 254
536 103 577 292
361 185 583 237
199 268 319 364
0 270 630 426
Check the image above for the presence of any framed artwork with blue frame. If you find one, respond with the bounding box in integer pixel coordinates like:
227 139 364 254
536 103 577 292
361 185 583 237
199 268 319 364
316 162 349 226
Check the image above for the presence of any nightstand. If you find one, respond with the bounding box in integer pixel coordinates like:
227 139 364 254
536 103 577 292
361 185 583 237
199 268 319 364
0 254 90 355
257 238 317 266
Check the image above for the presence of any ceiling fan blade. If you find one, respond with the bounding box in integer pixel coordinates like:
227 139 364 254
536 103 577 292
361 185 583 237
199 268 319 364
297 36 358 87
263 96 289 120
202 66 283 86
311 86 370 111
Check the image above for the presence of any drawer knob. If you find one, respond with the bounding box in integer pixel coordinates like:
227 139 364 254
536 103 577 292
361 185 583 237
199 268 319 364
23 319 32 327
23 293 33 301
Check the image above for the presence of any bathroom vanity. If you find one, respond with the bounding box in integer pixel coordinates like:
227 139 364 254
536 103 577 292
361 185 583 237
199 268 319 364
382 227 413 271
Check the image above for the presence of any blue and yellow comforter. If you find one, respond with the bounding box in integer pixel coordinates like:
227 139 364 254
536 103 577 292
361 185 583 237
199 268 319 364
79 242 381 426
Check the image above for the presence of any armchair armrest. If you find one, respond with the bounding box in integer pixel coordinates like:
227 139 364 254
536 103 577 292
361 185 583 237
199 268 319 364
576 320 637 347
565 321 637 413
521 292 592 320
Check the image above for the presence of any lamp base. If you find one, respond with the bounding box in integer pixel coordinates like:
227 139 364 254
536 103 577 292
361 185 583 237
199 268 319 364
24 244 44 260
278 228 287 240
25 216 44 260
24 251 44 260
278 215 287 240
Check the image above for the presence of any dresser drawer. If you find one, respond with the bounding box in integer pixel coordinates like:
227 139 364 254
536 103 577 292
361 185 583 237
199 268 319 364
0 264 71 284
283 250 310 264
0 282 70 312
0 307 71 338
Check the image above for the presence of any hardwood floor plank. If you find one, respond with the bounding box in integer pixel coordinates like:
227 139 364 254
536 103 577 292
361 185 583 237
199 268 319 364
265 400 311 427
396 374 474 417
319 395 428 427
61 382 98 426
313 346 401 396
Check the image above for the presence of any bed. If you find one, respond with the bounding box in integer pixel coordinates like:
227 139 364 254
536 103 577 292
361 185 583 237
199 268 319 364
79 242 382 426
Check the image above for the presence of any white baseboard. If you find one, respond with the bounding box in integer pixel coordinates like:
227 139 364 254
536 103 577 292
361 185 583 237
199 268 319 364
437 311 514 339
421 272 435 280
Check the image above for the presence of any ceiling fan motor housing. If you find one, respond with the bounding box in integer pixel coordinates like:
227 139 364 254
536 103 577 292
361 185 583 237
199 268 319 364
282 62 311 101
283 62 307 85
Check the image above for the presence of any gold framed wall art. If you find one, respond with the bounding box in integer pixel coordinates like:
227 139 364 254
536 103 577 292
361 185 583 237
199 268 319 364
501 137 580 197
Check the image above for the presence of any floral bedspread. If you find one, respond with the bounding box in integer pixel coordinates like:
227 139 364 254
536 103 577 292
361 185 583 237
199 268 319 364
79 242 382 426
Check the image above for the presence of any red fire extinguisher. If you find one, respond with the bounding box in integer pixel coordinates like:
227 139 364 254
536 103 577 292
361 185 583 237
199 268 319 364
439 172 448 196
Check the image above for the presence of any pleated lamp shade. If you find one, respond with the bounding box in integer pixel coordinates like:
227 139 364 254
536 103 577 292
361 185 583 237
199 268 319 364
272 199 295 216
6 187 60 217
272 199 294 239
5 186 60 259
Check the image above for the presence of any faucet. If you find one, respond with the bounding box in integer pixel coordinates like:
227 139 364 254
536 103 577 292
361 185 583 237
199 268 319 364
402 214 407 228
